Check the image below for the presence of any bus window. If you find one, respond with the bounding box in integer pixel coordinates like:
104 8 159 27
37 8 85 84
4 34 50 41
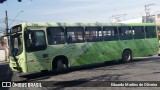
119 26 133 40
132 26 145 39
25 30 46 52
47 27 65 45
145 26 156 38
85 27 102 42
66 27 84 43
11 33 23 55
103 27 118 41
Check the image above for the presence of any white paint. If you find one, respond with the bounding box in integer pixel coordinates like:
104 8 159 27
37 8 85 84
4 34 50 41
120 18 142 23
0 50 5 61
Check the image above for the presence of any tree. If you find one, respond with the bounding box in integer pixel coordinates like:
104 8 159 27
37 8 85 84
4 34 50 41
0 0 22 3
0 0 6 3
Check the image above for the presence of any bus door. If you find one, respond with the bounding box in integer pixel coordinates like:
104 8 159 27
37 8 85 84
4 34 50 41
25 30 49 73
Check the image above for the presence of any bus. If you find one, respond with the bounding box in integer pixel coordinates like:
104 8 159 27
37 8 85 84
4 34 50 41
9 22 159 74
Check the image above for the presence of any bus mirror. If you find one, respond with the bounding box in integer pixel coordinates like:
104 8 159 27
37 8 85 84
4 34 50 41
158 32 160 40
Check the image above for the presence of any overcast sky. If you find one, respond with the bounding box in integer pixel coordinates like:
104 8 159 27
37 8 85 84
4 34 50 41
0 0 160 28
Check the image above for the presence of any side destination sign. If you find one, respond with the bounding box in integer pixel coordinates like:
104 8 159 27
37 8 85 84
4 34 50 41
11 25 22 33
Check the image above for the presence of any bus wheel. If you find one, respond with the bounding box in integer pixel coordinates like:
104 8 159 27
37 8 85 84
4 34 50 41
41 70 48 74
56 60 67 73
121 50 132 63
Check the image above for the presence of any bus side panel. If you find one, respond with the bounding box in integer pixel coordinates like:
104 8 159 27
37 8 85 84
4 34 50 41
144 38 159 55
132 39 147 57
133 38 159 57
73 41 123 65
26 49 50 73
95 41 122 62
48 38 158 69
48 43 86 67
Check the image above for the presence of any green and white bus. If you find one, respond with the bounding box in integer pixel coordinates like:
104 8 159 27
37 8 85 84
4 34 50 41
9 22 159 73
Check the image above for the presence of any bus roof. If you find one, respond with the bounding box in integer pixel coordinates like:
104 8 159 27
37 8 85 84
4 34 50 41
17 22 156 27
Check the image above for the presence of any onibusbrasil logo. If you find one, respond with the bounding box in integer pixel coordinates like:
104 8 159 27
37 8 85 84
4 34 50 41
2 82 42 87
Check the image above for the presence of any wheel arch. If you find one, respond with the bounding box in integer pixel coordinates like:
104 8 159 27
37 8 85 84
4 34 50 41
122 48 133 59
51 55 69 70
122 48 132 54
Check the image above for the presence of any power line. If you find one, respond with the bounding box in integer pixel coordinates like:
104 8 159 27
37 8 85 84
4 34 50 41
144 3 155 23
0 19 29 23
8 18 29 22
145 3 155 17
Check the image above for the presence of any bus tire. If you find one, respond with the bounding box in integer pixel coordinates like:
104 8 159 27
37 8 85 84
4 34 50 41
56 60 67 73
8 68 26 82
121 50 132 63
41 70 48 74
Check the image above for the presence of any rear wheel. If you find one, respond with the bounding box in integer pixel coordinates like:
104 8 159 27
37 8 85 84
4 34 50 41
56 60 67 73
121 50 132 63
41 70 48 74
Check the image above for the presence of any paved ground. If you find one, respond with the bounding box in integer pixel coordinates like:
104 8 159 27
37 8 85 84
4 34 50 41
1 55 160 90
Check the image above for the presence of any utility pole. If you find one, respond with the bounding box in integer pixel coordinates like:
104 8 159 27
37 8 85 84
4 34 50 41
111 14 127 23
5 10 9 61
144 3 154 22
9 11 23 27
5 10 8 35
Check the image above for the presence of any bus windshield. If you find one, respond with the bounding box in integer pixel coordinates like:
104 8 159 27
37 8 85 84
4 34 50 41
10 33 23 56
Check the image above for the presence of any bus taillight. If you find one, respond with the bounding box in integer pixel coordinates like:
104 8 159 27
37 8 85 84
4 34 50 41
158 32 160 40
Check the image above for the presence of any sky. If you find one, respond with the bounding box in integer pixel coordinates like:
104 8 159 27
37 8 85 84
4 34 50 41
0 0 160 29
